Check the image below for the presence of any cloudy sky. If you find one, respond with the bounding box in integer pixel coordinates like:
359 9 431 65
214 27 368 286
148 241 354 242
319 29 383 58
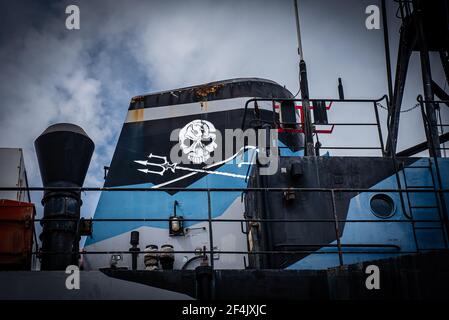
0 0 447 218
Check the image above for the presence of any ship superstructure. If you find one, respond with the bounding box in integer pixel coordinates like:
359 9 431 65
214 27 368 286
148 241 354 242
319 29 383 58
1 0 449 300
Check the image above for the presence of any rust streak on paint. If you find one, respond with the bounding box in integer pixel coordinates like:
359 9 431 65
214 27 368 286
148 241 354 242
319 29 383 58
195 84 223 99
128 109 144 122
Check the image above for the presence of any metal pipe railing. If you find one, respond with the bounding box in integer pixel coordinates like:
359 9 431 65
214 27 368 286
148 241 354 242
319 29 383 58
2 93 448 268
3 249 448 257
1 185 449 268
2 187 448 192
418 95 449 247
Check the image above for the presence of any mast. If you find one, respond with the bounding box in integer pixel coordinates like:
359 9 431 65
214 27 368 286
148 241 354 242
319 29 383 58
381 0 394 112
294 0 314 156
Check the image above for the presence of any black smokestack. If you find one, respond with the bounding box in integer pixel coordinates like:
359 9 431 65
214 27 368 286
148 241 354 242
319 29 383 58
35 123 94 270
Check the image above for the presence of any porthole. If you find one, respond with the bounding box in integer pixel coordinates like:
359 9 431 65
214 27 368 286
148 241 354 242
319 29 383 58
370 193 396 219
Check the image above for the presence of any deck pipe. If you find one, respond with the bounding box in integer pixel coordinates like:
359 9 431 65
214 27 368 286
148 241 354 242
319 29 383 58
35 123 94 270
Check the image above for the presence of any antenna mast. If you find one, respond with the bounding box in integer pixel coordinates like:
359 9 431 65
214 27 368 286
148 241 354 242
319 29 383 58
294 0 314 156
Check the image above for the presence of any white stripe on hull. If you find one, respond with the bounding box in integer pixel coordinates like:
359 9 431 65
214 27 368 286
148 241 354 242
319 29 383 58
125 98 275 123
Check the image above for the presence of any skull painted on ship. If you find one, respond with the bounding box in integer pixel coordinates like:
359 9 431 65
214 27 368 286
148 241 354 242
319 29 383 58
179 119 217 164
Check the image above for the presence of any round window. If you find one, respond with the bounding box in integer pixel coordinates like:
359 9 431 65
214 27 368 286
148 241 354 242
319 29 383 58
370 194 395 218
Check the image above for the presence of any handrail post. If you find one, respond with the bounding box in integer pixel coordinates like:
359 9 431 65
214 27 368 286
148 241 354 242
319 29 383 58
207 189 214 269
331 190 344 266
374 101 386 156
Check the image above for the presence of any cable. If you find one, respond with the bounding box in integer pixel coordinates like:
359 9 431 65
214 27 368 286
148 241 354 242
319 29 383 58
293 86 301 98
376 102 420 113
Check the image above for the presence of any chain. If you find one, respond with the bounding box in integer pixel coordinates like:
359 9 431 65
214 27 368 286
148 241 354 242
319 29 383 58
376 102 420 113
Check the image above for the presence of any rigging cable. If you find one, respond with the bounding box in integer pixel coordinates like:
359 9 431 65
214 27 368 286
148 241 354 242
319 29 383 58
377 102 420 113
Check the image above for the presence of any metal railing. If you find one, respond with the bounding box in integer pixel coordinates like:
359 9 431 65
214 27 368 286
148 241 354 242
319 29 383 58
417 96 449 154
241 96 389 156
1 185 449 269
1 95 449 270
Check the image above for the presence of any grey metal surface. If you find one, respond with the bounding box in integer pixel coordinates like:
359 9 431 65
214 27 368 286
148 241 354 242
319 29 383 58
101 251 449 300
0 271 193 300
0 148 30 202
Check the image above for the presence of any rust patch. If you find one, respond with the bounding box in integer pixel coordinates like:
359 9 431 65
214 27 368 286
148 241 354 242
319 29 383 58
195 84 223 100
128 108 145 122
195 84 223 111
131 95 145 103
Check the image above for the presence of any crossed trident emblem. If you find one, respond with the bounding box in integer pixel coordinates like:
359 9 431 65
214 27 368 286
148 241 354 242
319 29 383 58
134 153 247 179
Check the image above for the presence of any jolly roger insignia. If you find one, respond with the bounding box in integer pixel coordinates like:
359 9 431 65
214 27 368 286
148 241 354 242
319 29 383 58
104 108 296 194
104 110 254 194
179 120 218 164
134 119 250 187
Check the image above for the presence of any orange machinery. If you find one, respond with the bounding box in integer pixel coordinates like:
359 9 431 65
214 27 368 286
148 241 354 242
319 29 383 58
0 199 35 270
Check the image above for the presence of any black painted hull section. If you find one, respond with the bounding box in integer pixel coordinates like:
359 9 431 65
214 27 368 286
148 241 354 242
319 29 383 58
246 156 417 269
